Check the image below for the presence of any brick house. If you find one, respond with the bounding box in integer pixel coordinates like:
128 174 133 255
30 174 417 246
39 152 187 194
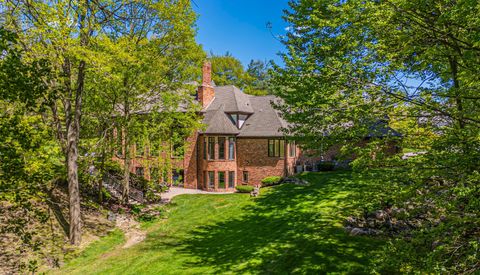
116 62 300 191
182 62 300 191
117 62 400 191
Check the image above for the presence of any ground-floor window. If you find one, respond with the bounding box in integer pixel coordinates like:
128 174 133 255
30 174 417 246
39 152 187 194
135 167 144 177
243 171 249 183
150 167 159 182
228 171 235 188
218 171 225 188
172 170 184 185
208 171 215 188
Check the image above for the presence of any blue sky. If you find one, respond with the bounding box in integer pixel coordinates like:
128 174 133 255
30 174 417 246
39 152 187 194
193 0 290 67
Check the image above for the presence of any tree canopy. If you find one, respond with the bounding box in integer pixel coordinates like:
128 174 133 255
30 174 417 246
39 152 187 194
210 52 271 95
272 0 480 273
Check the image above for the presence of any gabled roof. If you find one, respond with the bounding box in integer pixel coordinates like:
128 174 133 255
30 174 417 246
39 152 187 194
201 105 240 135
205 85 254 114
238 96 287 137
202 86 287 137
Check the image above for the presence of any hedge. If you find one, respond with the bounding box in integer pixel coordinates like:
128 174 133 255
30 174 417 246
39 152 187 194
261 176 282 187
236 185 254 193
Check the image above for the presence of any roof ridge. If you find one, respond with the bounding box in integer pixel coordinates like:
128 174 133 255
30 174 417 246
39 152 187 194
232 86 241 113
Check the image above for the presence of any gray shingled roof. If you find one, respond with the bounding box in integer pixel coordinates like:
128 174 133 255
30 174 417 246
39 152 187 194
201 105 240 135
205 85 254 114
203 86 287 137
238 96 287 137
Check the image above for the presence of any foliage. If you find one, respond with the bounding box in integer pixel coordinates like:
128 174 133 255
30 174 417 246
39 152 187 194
235 185 254 193
210 53 270 95
0 27 64 272
260 176 282 187
272 0 480 272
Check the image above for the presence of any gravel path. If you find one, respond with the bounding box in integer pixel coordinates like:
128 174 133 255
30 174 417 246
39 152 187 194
161 187 234 202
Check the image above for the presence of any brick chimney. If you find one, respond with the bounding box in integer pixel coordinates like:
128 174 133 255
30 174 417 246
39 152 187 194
197 61 214 108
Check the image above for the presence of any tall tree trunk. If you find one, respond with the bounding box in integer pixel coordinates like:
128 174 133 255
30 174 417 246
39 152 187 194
123 133 130 204
67 122 81 245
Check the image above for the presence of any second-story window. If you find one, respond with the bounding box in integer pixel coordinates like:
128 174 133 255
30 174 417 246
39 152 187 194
228 137 235 160
218 137 226 159
150 142 159 157
268 139 285 157
172 140 184 158
136 141 144 157
203 137 207 159
208 137 215 160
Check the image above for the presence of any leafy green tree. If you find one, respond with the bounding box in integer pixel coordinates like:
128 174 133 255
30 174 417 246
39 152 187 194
246 59 270 95
210 53 269 95
210 52 248 87
272 0 479 272
0 27 63 272
84 0 204 202
2 0 204 244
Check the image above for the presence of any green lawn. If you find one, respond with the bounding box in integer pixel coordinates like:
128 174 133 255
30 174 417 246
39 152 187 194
56 171 388 274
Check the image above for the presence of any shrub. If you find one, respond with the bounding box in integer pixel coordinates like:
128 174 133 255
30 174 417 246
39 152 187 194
235 185 254 193
317 161 335 171
261 176 282 187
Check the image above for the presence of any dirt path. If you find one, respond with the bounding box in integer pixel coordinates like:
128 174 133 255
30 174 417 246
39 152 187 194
115 215 146 248
115 188 234 248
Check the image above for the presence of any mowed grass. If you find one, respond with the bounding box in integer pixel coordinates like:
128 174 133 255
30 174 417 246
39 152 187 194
56 171 388 274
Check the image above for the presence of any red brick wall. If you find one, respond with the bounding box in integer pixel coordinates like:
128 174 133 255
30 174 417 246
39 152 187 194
183 132 198 189
197 135 237 192
236 138 286 186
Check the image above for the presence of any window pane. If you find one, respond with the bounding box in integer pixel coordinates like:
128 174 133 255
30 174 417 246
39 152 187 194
228 137 235 160
243 171 249 183
204 171 207 188
289 141 296 157
274 139 280 157
203 138 207 159
279 140 285 157
268 139 274 157
208 171 215 188
229 114 238 126
136 141 144 157
238 114 248 128
228 171 235 188
218 137 225 159
135 167 144 177
218 171 225 188
150 168 159 182
172 140 184 157
208 137 215 160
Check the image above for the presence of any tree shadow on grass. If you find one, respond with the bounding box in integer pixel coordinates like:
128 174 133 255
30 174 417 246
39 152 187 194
172 172 386 274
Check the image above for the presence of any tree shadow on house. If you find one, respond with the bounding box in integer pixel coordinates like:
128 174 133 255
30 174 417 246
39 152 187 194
173 172 387 274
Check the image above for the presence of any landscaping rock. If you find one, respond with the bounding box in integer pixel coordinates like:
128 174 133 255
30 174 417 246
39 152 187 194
250 186 260 197
346 227 382 236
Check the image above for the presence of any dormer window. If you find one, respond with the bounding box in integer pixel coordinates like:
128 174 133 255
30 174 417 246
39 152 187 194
228 113 249 129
